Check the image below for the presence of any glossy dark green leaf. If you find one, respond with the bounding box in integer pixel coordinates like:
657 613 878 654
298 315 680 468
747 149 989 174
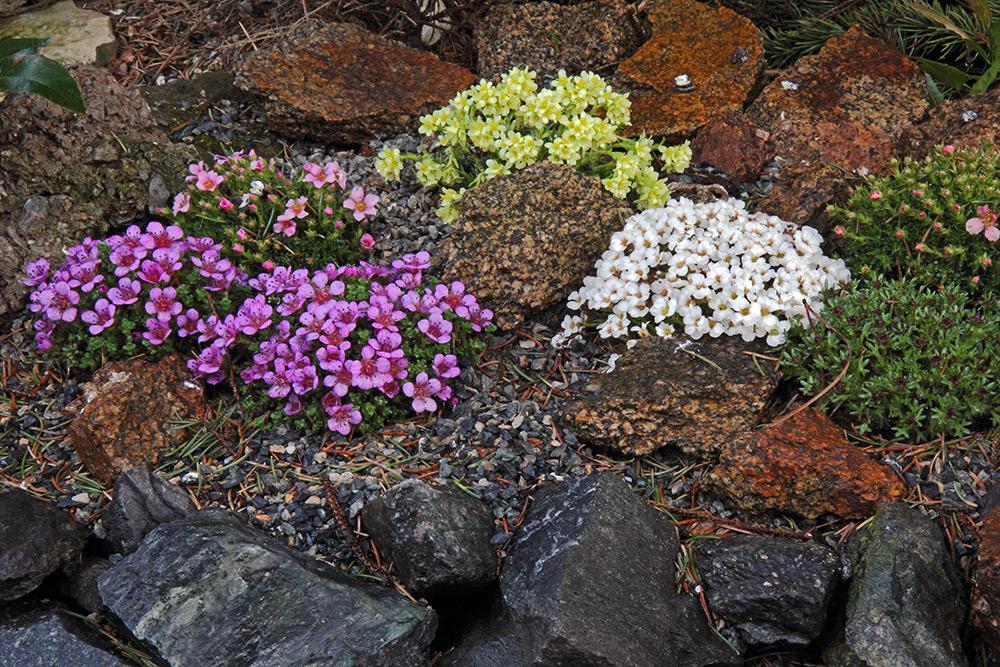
0 50 85 113
0 36 48 60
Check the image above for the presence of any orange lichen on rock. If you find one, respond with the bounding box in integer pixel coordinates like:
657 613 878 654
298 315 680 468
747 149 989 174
69 354 205 483
706 407 906 519
617 0 765 140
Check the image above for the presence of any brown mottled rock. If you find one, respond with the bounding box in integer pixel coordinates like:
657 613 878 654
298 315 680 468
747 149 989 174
69 355 205 484
442 160 631 331
693 25 927 181
971 505 1000 653
562 335 780 458
0 65 196 327
235 22 476 145
475 0 640 82
754 161 852 232
616 0 765 141
688 110 769 182
897 84 1000 158
706 407 906 519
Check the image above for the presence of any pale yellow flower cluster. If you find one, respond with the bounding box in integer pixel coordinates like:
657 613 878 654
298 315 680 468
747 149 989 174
375 67 692 223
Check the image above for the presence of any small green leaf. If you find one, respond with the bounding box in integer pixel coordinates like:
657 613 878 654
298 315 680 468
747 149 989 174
925 73 945 107
913 56 972 91
970 55 1000 94
0 51 85 113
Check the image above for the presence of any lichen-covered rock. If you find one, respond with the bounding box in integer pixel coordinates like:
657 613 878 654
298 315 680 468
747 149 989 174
235 22 476 145
0 65 196 326
0 1 117 66
441 473 738 666
562 335 780 458
971 503 1000 653
753 161 852 232
475 0 640 83
616 0 765 141
706 407 906 519
897 84 1000 158
442 160 631 331
694 534 841 649
694 25 927 179
102 466 197 555
824 503 967 667
99 509 437 667
361 479 497 601
69 355 205 484
0 489 89 603
0 598 129 667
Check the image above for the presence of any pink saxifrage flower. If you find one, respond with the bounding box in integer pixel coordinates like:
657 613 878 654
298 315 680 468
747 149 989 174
360 233 375 250
344 186 379 221
966 204 1000 242
172 192 191 215
196 170 224 191
402 372 442 413
81 299 116 335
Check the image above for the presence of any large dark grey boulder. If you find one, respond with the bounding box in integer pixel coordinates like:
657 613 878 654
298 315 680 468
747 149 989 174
98 508 437 667
824 503 968 667
362 478 497 601
693 534 841 649
102 466 196 554
442 473 739 666
0 597 129 667
0 488 89 602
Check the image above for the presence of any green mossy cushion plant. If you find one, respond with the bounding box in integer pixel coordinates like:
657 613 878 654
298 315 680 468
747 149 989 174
828 143 1000 297
780 274 1000 441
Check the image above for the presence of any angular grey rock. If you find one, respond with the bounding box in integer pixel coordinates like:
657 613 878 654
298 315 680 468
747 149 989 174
0 597 129 667
102 466 196 554
824 503 968 667
0 488 89 602
362 478 497 600
442 473 739 666
693 534 841 649
64 556 112 614
98 508 437 667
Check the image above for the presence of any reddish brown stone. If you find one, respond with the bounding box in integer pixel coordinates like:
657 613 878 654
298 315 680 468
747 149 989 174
694 25 926 182
442 161 631 331
235 22 477 145
706 408 906 519
562 335 780 458
475 0 640 83
754 161 852 232
689 110 769 182
898 84 1000 158
69 355 205 483
616 0 765 141
971 509 1000 653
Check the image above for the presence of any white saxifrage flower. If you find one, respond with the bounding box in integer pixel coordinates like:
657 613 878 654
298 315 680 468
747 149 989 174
557 197 850 348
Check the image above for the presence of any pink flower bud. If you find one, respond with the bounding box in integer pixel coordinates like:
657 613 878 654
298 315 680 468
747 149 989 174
973 276 980 284
870 191 881 200
263 260 275 270
237 228 247 240
933 223 943 230
835 226 845 236
912 190 921 197
233 244 244 253
324 207 334 215
943 145 955 154
896 229 904 237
